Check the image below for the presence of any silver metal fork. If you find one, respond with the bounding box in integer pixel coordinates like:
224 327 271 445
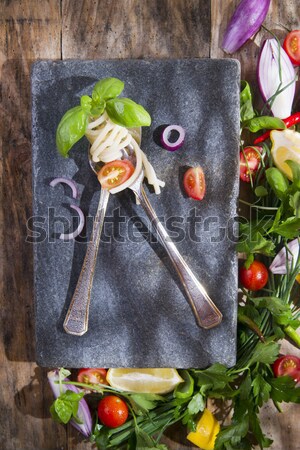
129 170 223 329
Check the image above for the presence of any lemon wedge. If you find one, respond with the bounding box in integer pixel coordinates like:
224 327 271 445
270 129 300 180
106 368 184 394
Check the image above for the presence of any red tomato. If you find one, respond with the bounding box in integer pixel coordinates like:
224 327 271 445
239 260 268 291
77 368 107 385
272 355 300 382
183 166 206 200
97 395 129 428
97 160 135 189
283 30 300 66
239 147 262 182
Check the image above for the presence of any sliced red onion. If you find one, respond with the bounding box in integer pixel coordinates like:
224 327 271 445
269 239 299 274
161 125 185 151
47 370 92 437
222 0 271 54
50 177 78 199
258 39 296 119
59 204 85 240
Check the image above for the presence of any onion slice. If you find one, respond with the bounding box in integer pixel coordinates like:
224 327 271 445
258 39 296 119
222 0 271 54
269 239 299 274
161 125 185 151
50 177 78 199
59 204 85 240
47 370 92 437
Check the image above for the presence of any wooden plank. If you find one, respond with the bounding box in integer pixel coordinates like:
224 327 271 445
0 1 65 449
61 0 211 59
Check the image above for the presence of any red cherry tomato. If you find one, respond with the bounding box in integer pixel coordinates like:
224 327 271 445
272 355 300 382
239 147 262 182
283 30 300 66
183 166 206 200
239 260 268 291
98 160 135 189
77 368 107 385
97 395 129 428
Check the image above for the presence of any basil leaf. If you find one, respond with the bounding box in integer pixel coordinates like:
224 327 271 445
106 98 151 127
255 186 268 197
92 77 124 101
56 106 89 157
266 167 289 200
240 80 255 122
244 116 286 133
286 159 300 187
80 95 92 112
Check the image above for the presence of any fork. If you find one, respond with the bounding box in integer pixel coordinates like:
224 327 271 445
129 170 223 329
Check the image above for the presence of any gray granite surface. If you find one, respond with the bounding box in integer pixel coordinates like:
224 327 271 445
31 59 240 368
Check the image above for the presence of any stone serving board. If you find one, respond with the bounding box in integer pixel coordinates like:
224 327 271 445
31 59 240 368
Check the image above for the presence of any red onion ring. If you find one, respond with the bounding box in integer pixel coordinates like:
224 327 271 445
59 205 85 240
50 177 78 199
161 125 185 151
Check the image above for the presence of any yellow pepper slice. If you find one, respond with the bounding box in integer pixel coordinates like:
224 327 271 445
187 408 220 450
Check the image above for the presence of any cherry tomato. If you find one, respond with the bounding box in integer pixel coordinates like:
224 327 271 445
239 147 262 182
283 30 300 66
97 160 135 189
239 260 268 291
183 166 206 200
97 395 129 428
272 355 300 383
77 368 107 385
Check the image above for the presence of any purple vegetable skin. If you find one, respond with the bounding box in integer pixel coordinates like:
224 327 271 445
222 0 271 54
47 370 92 437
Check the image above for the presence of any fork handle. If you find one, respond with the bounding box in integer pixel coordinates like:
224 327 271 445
63 189 110 336
135 187 222 329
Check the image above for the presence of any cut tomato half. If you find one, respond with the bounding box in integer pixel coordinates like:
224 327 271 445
183 166 206 200
98 160 135 189
239 146 262 182
272 355 300 383
283 30 300 66
77 368 108 385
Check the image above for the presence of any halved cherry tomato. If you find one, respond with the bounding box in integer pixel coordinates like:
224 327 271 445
77 368 108 385
272 355 300 383
97 160 135 189
239 146 262 182
239 260 268 291
183 166 206 200
283 30 300 66
97 395 129 428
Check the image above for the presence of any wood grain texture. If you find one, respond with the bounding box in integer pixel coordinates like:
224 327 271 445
0 0 299 449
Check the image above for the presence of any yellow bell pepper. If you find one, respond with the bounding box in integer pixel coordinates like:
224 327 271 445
187 408 220 450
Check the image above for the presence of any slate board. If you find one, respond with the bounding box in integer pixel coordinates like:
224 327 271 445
31 59 240 368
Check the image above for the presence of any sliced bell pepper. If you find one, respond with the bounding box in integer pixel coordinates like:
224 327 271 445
187 408 220 450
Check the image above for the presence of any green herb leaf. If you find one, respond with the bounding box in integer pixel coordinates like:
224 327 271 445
247 341 280 367
266 167 289 200
244 116 285 133
129 393 165 414
255 186 268 197
271 216 300 239
289 191 300 217
240 81 256 122
56 105 89 157
252 374 271 407
92 77 124 101
187 392 205 415
269 376 300 403
286 160 300 188
106 98 151 127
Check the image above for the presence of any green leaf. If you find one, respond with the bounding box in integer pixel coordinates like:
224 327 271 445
252 374 271 407
240 81 256 122
237 223 275 258
244 116 285 133
266 167 289 200
286 159 300 188
129 393 164 414
247 341 280 367
54 397 73 424
248 408 273 448
187 392 205 415
255 186 269 197
271 216 300 239
92 77 124 101
289 191 300 217
269 376 300 403
106 98 151 127
80 95 92 112
56 105 89 157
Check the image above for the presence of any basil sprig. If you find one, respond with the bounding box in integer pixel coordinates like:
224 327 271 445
56 77 151 157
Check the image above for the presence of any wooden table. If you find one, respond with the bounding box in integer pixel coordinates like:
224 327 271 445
0 1 299 449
